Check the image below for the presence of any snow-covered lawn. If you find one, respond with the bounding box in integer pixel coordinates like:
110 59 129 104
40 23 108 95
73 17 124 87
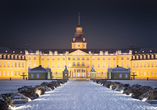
15 80 157 110
0 80 52 94
110 80 157 88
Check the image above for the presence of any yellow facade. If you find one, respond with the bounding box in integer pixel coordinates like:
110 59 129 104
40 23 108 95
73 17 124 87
0 24 157 80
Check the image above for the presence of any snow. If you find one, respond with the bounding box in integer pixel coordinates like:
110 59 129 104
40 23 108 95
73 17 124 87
14 80 157 110
0 80 53 94
109 80 157 88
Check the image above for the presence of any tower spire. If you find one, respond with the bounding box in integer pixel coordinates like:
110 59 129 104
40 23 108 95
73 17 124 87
78 12 80 26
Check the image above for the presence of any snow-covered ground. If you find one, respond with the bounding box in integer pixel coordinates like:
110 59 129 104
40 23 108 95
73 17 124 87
15 80 157 110
0 80 53 94
110 80 157 88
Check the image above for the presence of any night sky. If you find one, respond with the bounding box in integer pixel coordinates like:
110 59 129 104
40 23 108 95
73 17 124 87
0 0 157 49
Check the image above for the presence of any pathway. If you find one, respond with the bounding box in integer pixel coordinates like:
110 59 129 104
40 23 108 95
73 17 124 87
16 80 157 110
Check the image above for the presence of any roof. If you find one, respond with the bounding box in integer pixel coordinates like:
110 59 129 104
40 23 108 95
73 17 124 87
28 65 52 73
108 66 130 73
72 34 86 43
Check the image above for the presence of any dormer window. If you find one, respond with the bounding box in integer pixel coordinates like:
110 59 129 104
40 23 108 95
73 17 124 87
20 51 22 53
73 38 75 41
8 55 10 59
133 56 135 59
13 51 15 53
144 55 146 59
5 50 7 52
0 54 2 58
83 38 85 41
142 51 144 53
135 51 137 53
148 55 150 59
140 55 142 59
136 56 139 59
4 55 6 59
150 50 152 52
152 55 154 59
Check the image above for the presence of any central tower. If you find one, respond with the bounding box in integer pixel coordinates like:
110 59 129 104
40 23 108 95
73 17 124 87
71 12 87 49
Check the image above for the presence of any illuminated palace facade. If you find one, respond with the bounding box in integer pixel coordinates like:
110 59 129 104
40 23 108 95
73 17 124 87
0 19 157 80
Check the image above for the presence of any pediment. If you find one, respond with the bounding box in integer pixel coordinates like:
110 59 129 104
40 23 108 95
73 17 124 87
69 49 89 56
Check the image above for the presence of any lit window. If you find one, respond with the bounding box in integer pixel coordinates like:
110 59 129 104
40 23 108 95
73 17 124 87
151 55 154 59
127 57 129 60
47 63 49 68
119 74 122 78
98 72 100 76
121 57 124 60
103 71 105 76
57 57 60 60
19 62 20 67
73 57 75 60
3 71 5 76
11 62 13 67
133 56 135 59
156 55 157 58
8 55 10 59
15 71 17 76
82 62 85 66
148 62 150 67
103 57 105 60
68 63 71 67
108 57 110 60
152 71 154 76
0 55 2 58
22 56 25 59
87 57 89 60
136 56 139 59
31 74 34 78
133 62 135 68
127 62 129 68
11 71 13 76
98 57 100 60
28 62 31 68
108 63 110 68
63 57 65 60
144 71 146 76
137 71 139 76
148 55 150 59
92 57 94 60
7 71 9 76
28 57 31 60
68 57 70 60
98 63 100 68
52 63 54 68
19 56 21 59
103 63 105 68
57 63 60 68
155 62 157 67
136 62 138 68
87 63 89 68
125 74 128 78
151 62 154 67
42 57 44 60
144 55 146 59
73 62 75 66
140 55 142 59
37 74 39 78
63 63 65 68
22 62 24 68
150 50 152 52
7 62 10 67
52 57 54 60
140 71 142 76
4 55 6 59
4 62 6 67
18 71 20 76
148 71 150 76
121 62 124 67
47 57 49 60
34 57 36 60
144 62 146 67
34 62 36 67
77 62 80 66
113 57 116 60
0 62 1 67
140 62 142 67
156 71 157 76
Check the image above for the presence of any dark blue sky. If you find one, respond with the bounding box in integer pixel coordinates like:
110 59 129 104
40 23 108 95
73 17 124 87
0 0 157 49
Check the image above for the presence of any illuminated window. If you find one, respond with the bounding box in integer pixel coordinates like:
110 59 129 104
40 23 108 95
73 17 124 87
103 57 105 60
37 74 39 78
98 72 100 76
22 62 24 68
156 71 157 76
63 63 65 68
103 71 105 76
152 71 154 76
47 57 49 60
18 71 20 76
34 57 36 60
3 71 5 76
151 55 154 59
136 56 139 59
3 55 6 59
57 63 60 68
133 56 135 59
4 62 6 67
11 62 13 67
127 57 129 60
87 57 89 60
148 62 150 67
8 55 10 59
52 57 55 60
98 63 100 68
19 62 20 67
22 56 25 59
140 71 142 76
47 63 49 68
19 56 21 59
144 55 146 59
137 71 139 76
68 57 70 60
148 71 150 76
82 62 85 66
119 74 122 78
150 50 152 52
11 71 13 76
0 62 1 67
92 57 94 60
73 57 75 60
7 62 10 67
52 63 54 68
136 62 138 68
156 62 157 67
77 62 80 66
63 57 65 60
147 55 150 59
68 63 71 67
156 55 157 58
121 62 124 67
133 63 135 68
98 57 100 60
87 63 89 68
121 57 124 60
135 51 137 53
11 55 14 59
140 55 142 59
15 71 17 76
108 57 110 60
42 57 44 60
151 62 154 67
57 57 60 60
28 57 31 60
0 54 2 58
108 63 110 68
73 62 75 66
127 62 129 68
34 62 36 67
113 63 116 68
140 62 142 67
144 62 146 67
144 71 146 76
28 62 31 68
103 63 105 68
113 57 116 60
7 71 9 76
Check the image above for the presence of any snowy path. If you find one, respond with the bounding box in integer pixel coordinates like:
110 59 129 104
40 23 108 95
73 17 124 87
16 80 157 110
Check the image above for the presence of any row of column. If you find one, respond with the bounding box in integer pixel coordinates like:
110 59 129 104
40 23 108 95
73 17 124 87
69 69 87 78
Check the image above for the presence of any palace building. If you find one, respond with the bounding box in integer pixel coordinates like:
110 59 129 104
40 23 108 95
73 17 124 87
0 14 157 80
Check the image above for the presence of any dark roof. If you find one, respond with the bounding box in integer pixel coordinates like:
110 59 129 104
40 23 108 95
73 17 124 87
72 35 86 43
0 47 25 55
136 47 157 54
30 65 47 71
